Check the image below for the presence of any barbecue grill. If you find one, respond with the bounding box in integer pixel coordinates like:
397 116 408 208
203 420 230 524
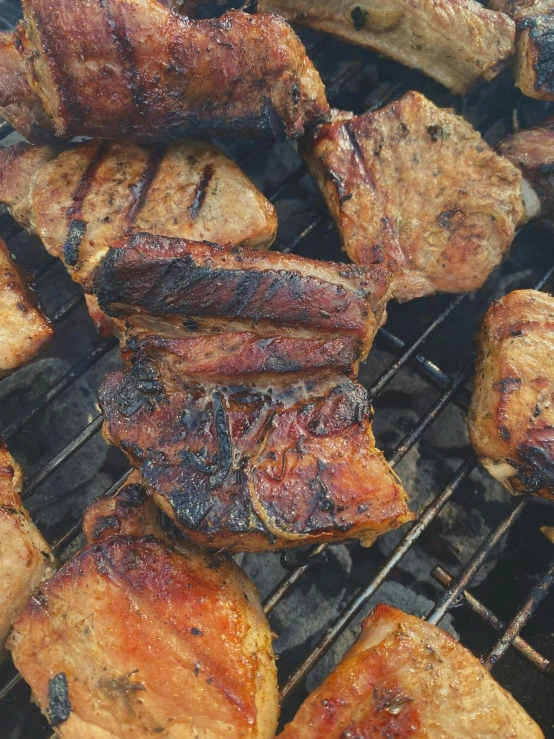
0 1 553 736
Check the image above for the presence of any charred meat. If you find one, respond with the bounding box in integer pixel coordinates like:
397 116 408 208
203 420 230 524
0 237 53 377
301 92 527 302
278 603 543 738
257 0 515 95
0 438 53 659
467 289 554 501
9 519 278 737
1 2 329 143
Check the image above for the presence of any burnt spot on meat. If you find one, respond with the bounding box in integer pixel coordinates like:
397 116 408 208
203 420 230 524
47 672 72 726
63 219 87 267
91 515 120 542
520 15 554 96
351 6 366 31
125 148 164 227
67 140 110 219
493 377 522 393
516 442 554 494
107 362 163 417
189 163 215 220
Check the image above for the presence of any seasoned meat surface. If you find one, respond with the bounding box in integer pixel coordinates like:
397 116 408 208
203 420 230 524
6 1 329 142
302 93 526 302
0 439 53 659
94 234 391 362
467 289 554 501
491 0 554 100
0 237 53 377
0 139 277 291
258 0 515 94
9 535 278 738
99 354 412 551
278 603 543 738
499 117 554 228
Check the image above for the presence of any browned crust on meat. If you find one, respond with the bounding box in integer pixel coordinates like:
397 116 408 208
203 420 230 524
467 289 554 501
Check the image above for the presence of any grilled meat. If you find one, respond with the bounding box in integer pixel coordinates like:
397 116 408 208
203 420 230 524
0 139 277 290
467 289 554 501
257 0 515 95
499 117 554 228
1 1 329 143
301 92 527 302
490 1 554 100
93 234 391 362
9 531 278 737
0 438 53 659
0 237 53 377
278 603 543 738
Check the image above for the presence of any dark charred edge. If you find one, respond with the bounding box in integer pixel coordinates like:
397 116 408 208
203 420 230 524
516 443 554 495
91 514 120 541
63 219 87 266
519 15 554 96
67 140 110 219
99 0 147 113
125 147 165 227
47 673 72 726
189 163 215 220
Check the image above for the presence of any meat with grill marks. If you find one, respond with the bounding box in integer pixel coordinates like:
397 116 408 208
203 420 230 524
9 491 279 738
0 1 329 144
0 237 53 377
467 289 554 501
278 604 543 739
0 438 53 659
257 0 515 95
498 116 554 229
490 1 554 100
301 92 528 302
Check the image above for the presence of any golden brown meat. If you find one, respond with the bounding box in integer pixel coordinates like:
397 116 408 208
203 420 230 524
0 438 53 659
258 0 515 95
0 237 53 377
2 1 329 143
498 117 554 228
9 531 278 738
278 603 543 739
467 289 554 501
93 234 391 363
490 0 554 100
301 93 527 302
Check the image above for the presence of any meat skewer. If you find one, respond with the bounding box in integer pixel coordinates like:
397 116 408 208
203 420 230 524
467 289 554 501
0 1 329 144
278 604 543 738
9 478 279 738
0 236 53 377
0 138 277 335
256 0 515 95
301 92 531 302
0 438 53 659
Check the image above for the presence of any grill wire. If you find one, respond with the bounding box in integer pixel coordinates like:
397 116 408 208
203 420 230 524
0 4 553 736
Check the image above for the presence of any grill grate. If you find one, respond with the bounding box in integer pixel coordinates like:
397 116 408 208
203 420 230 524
0 3 553 736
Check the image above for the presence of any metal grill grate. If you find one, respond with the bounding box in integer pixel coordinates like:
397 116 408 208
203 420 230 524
0 3 553 736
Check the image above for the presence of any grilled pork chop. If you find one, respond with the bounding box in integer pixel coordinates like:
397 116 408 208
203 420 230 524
490 1 554 100
257 0 515 94
278 603 543 738
499 117 554 228
301 92 527 302
467 289 554 501
0 1 329 143
0 237 53 377
9 525 278 737
0 438 53 659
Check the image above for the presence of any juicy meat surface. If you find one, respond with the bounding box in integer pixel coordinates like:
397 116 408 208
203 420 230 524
257 0 515 94
278 603 543 738
0 139 277 291
99 354 412 551
301 92 526 302
93 234 391 364
0 237 53 377
491 1 554 100
0 438 53 659
9 536 278 738
499 117 554 227
6 1 329 142
467 289 554 501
